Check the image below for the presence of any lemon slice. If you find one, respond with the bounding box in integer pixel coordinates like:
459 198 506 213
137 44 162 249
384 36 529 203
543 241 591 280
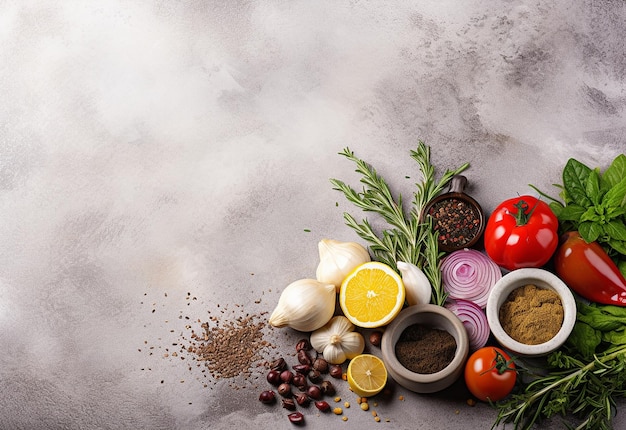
339 261 405 328
347 354 388 397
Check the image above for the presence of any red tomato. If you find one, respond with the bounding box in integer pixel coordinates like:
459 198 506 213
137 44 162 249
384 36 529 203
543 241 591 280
464 347 516 402
484 195 559 270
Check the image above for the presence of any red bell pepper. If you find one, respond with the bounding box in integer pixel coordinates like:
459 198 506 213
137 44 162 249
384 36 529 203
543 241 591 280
554 231 626 306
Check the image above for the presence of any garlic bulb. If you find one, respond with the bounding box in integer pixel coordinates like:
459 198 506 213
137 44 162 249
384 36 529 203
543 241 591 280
397 261 431 306
269 279 336 332
316 239 371 292
310 315 365 364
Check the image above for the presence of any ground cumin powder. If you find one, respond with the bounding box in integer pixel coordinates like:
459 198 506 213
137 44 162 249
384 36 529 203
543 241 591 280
499 284 563 345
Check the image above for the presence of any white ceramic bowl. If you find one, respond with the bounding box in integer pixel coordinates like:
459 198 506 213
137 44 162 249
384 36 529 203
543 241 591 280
486 268 576 357
381 304 469 393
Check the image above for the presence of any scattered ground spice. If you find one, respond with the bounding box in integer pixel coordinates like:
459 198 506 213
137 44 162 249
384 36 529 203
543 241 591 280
395 324 457 374
428 197 481 248
139 287 274 390
499 284 563 345
186 313 270 380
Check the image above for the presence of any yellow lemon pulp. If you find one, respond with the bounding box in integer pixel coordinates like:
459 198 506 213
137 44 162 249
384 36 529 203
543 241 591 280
347 354 388 397
339 261 405 328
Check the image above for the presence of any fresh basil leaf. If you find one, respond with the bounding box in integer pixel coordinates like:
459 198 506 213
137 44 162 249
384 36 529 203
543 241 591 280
603 154 626 188
605 206 626 218
609 239 626 256
585 168 602 205
619 258 626 277
602 175 626 209
566 322 601 359
577 305 626 331
589 302 626 318
563 158 593 207
558 204 585 222
579 206 600 223
579 221 602 242
549 201 566 218
602 329 626 346
604 221 626 241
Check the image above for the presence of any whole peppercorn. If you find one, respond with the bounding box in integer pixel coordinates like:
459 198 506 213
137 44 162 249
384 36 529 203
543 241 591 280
278 383 292 397
295 339 311 352
313 357 329 373
329 364 343 379
259 390 276 404
282 399 296 411
307 385 322 400
320 380 336 396
288 411 305 425
270 357 287 372
315 401 331 412
294 392 310 407
369 331 383 347
266 370 282 386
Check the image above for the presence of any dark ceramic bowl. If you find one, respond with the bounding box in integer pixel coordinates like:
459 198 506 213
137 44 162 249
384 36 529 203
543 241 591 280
423 175 485 252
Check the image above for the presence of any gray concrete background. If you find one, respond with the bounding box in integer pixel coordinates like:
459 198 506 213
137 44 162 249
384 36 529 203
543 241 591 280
1 1 625 429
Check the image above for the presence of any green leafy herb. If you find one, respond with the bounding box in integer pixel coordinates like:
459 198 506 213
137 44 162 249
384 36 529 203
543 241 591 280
531 154 626 272
493 345 626 430
329 142 469 306
495 300 626 429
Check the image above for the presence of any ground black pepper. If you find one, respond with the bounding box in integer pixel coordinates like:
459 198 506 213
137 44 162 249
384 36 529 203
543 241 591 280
428 197 481 248
395 324 457 374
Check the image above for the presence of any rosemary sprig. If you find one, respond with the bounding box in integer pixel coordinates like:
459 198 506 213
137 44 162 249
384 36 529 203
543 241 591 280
329 142 469 306
493 345 626 430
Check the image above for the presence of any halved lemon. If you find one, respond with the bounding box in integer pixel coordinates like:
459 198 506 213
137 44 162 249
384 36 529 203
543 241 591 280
339 261 405 328
347 354 388 397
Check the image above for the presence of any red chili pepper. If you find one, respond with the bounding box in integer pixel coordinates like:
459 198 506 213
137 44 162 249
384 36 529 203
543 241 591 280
554 231 626 306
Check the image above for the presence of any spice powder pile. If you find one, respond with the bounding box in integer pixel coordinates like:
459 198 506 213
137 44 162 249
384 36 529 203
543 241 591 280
498 284 563 345
395 324 457 374
187 313 271 381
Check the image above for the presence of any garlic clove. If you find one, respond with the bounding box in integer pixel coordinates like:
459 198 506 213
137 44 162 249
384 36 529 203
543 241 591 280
316 239 371 292
340 331 365 360
323 343 347 364
310 315 365 364
269 279 336 332
397 261 432 306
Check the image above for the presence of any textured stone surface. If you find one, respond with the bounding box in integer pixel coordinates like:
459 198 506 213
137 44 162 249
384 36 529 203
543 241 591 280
1 1 625 429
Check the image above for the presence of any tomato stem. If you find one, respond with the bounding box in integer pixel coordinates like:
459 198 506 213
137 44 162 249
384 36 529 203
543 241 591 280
480 349 517 376
509 199 539 227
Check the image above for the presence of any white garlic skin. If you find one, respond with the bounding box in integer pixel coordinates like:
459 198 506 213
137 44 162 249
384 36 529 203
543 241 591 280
310 315 365 364
397 261 432 306
316 239 371 292
268 279 336 332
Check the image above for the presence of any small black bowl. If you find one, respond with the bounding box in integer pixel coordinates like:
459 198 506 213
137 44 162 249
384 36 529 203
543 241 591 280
422 175 485 253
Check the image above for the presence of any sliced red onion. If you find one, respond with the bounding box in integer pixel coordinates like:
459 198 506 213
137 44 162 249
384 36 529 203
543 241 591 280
446 299 490 351
441 248 502 308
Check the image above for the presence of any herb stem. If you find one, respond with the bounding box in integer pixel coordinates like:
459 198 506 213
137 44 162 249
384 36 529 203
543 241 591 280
331 142 468 306
494 344 626 430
